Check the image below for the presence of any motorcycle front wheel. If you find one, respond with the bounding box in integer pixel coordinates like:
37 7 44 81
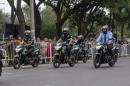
108 56 115 67
93 55 101 68
53 55 61 68
83 56 88 63
13 57 21 69
32 55 40 68
68 55 75 67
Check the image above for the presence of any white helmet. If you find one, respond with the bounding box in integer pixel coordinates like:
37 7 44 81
77 35 84 40
102 25 109 30
63 27 69 31
25 30 31 35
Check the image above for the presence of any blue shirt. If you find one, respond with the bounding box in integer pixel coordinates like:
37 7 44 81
96 31 113 43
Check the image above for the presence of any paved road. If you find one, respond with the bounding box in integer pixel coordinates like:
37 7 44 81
0 57 130 86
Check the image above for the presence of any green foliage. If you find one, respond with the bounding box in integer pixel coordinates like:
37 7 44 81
22 5 30 25
0 10 8 38
40 7 56 39
16 0 130 39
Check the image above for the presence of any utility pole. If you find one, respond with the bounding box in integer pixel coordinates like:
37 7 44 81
30 0 35 42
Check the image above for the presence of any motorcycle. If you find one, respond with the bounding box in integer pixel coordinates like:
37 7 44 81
53 42 75 68
13 44 40 69
0 44 5 76
71 44 79 63
112 44 119 62
93 41 116 68
73 43 88 63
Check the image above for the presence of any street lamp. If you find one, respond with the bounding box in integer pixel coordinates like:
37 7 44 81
30 0 36 42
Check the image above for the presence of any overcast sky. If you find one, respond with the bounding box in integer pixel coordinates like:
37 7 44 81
0 0 11 13
0 0 45 14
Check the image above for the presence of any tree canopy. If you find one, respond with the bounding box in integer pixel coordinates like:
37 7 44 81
5 0 130 40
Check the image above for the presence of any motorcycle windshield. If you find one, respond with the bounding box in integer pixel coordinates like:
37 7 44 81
16 45 22 48
73 45 79 49
56 42 62 46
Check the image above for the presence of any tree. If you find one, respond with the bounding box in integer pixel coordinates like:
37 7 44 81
40 6 56 39
22 5 30 25
69 0 130 39
40 0 100 38
0 10 9 38
7 0 26 36
7 0 43 37
23 0 42 37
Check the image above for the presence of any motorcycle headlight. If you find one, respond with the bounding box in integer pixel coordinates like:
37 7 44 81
107 40 112 44
15 49 20 53
96 45 101 50
55 46 61 51
73 45 79 50
74 47 79 50
15 48 21 53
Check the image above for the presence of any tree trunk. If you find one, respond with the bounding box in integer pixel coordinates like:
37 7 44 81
34 1 41 38
111 13 115 32
78 27 82 35
77 23 82 35
23 0 42 38
55 12 63 38
109 11 112 28
56 21 62 38
17 0 25 37
10 0 15 24
121 23 124 41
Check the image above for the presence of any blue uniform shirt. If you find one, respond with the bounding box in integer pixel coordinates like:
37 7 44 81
96 31 113 43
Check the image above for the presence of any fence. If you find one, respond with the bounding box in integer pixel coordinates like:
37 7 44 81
35 42 54 64
0 42 15 66
1 41 130 66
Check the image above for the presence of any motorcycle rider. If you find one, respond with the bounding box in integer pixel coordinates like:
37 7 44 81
96 25 114 57
59 28 73 62
60 28 72 43
24 30 35 60
76 35 85 45
24 30 33 44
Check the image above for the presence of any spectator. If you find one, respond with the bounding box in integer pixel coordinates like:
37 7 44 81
52 37 57 46
15 36 23 45
121 41 128 56
121 40 128 57
46 39 53 64
7 35 15 65
36 37 41 42
41 38 48 63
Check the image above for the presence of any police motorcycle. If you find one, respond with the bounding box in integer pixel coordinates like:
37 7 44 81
93 40 117 68
13 44 40 69
112 43 119 62
0 43 5 76
72 36 88 63
71 43 79 63
53 41 75 68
